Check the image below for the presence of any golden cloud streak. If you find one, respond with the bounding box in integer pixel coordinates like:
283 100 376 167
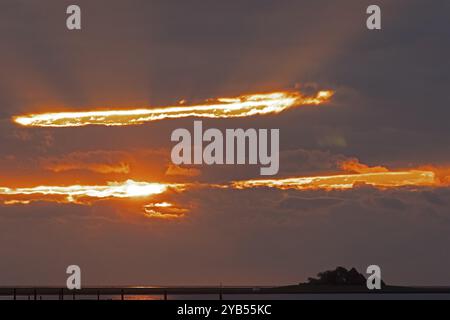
1 164 447 220
143 202 188 219
231 170 437 191
0 180 184 203
13 90 333 127
0 170 442 205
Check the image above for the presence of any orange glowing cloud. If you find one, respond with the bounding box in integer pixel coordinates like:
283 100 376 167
143 202 188 219
231 159 445 191
165 164 201 177
13 90 334 127
41 151 131 174
2 159 449 220
45 161 130 174
339 158 389 174
231 170 436 191
417 165 450 186
0 180 184 204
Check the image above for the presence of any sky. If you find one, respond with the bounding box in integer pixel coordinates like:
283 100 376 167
0 0 450 286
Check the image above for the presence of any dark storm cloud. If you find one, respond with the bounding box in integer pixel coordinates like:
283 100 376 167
2 0 449 165
278 196 343 211
1 186 450 286
278 148 347 175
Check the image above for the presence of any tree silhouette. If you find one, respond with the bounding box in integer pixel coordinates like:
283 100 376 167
304 267 374 286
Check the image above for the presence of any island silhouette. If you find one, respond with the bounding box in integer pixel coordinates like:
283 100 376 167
304 266 385 286
1 267 449 299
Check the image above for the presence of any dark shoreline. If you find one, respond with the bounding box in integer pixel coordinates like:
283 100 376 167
1 285 450 299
